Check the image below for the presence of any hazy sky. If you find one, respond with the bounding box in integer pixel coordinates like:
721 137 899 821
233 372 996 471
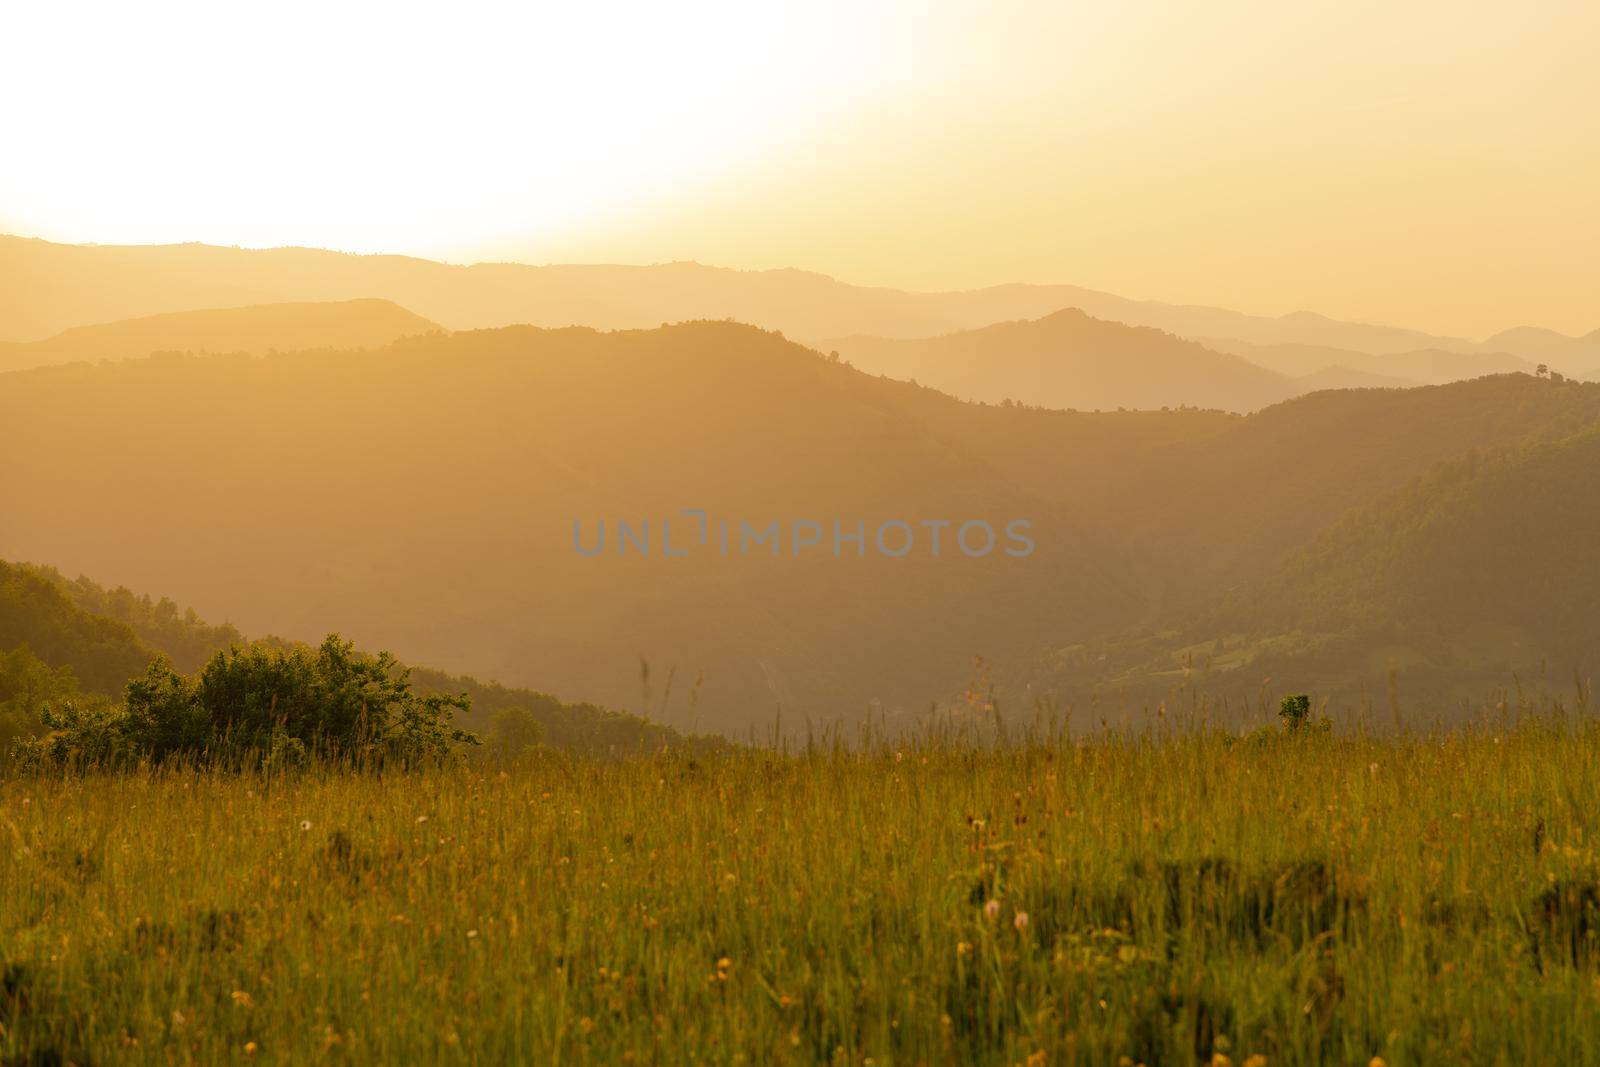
5 1 1597 338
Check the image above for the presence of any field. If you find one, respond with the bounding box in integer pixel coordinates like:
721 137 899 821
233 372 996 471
4 723 1600 1066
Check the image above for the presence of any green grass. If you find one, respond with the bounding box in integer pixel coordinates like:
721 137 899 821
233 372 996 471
4 723 1600 1065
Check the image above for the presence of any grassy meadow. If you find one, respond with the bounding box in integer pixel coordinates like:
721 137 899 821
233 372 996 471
4 722 1600 1066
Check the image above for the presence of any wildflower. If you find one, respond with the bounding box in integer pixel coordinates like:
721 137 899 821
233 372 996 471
956 941 973 958
1243 1056 1268 1067
1368 1059 1388 1067
230 990 254 1008
415 815 429 824
1013 911 1030 932
299 820 311 831
466 929 479 939
983 899 1001 920
244 1042 258 1055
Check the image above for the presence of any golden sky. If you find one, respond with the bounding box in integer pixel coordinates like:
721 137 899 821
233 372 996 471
5 1 1597 338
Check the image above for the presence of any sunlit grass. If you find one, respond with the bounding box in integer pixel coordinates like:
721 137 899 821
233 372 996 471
4 722 1600 1065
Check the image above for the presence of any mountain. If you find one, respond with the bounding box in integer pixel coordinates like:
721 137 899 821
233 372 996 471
1015 386 1600 719
0 235 1485 356
7 316 1598 733
1111 374 1600 596
0 299 443 373
1289 365 1420 392
820 309 1296 413
1479 326 1600 379
1201 337 1536 385
0 322 1159 733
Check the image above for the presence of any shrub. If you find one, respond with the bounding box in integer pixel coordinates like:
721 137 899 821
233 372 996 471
1277 692 1331 735
15 635 476 769
1279 693 1312 730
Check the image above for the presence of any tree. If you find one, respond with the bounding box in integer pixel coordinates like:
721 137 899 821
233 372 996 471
487 706 545 759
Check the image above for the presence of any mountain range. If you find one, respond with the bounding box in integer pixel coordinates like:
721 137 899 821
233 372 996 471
0 298 441 373
5 314 1598 730
823 309 1399 413
6 234 1600 733
5 235 1594 376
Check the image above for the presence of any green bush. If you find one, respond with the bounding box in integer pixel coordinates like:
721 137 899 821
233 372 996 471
15 635 477 769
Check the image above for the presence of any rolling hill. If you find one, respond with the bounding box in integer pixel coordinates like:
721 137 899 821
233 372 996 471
0 234 1496 356
820 309 1296 413
0 298 443 373
6 317 1599 732
1480 326 1600 378
0 559 682 755
0 322 1158 732
1202 337 1537 386
1014 392 1600 719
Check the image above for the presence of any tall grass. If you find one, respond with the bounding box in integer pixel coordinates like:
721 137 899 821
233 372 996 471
4 721 1600 1065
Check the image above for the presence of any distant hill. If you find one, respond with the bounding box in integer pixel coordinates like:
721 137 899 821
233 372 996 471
0 298 443 373
0 322 1158 732
820 309 1296 413
1480 326 1600 380
0 234 1489 356
1201 337 1536 385
6 318 1599 732
1290 365 1421 392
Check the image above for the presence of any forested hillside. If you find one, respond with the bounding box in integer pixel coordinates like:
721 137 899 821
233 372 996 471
1 561 684 756
1014 396 1600 717
5 317 1597 731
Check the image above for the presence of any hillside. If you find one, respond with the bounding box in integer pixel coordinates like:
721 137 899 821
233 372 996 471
1291 364 1420 392
0 235 1493 356
0 322 1159 732
0 298 443 373
1209 424 1600 693
1202 336 1537 385
1114 374 1600 597
821 309 1296 413
1015 405 1600 718
7 321 1600 732
1 560 683 755
0 559 154 693
1480 326 1600 378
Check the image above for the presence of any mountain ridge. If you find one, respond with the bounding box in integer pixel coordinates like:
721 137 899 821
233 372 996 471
0 297 444 373
0 234 1544 359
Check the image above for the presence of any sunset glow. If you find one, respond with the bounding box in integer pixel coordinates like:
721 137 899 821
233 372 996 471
5 1 1597 336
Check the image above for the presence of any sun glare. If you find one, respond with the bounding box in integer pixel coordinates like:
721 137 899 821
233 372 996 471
2 1 924 258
